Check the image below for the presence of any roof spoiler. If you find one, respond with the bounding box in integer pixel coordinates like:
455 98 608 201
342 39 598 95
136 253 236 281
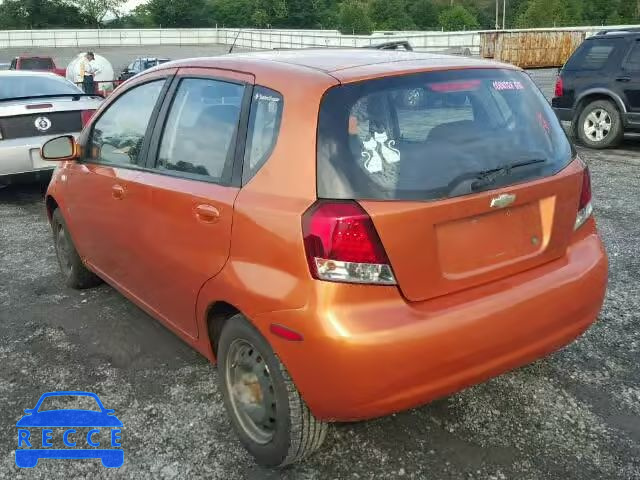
595 27 640 35
362 40 414 51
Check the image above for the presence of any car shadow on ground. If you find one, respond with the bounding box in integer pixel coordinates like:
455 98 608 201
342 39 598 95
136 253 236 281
0 181 48 205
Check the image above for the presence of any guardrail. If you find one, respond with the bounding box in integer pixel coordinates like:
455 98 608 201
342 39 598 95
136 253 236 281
2 25 640 68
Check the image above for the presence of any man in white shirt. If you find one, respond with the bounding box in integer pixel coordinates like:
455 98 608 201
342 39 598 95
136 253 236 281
79 52 100 94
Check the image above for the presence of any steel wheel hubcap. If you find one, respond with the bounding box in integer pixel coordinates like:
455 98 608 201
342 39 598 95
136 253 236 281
56 226 72 275
584 108 612 142
225 339 276 444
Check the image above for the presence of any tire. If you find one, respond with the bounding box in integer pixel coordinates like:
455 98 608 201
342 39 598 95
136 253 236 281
217 315 328 467
576 99 623 149
51 208 102 289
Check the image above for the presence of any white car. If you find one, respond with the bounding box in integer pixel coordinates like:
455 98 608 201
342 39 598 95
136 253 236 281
0 71 103 184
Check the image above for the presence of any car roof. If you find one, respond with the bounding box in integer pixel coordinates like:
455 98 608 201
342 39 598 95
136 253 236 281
160 49 515 84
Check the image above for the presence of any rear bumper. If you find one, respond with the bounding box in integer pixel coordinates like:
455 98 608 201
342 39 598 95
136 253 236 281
259 226 607 421
0 133 78 178
553 107 574 122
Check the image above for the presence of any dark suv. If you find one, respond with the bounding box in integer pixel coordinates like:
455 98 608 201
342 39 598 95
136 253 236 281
552 28 640 148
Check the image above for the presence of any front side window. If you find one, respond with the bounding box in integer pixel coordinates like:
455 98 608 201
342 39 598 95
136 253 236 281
243 86 283 183
317 69 573 201
156 78 244 183
88 80 165 166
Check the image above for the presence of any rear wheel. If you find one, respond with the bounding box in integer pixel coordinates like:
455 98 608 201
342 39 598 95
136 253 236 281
576 100 623 149
52 209 102 289
217 315 328 467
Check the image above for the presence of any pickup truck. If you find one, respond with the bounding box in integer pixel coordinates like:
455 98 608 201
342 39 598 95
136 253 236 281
9 56 66 77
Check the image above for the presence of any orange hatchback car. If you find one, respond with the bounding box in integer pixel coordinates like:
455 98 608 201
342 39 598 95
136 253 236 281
42 50 607 466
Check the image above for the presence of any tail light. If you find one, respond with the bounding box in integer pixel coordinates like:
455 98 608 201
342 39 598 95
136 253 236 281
554 76 564 97
575 167 593 230
81 110 96 127
302 201 396 285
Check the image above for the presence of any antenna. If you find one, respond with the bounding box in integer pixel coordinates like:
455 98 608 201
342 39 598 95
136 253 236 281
228 29 242 54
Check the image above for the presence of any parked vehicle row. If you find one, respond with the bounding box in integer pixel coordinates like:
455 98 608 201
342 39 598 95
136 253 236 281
0 71 102 185
118 57 170 82
39 48 607 467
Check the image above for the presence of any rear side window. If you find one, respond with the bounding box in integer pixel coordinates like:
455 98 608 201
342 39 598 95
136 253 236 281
243 86 283 183
624 41 640 71
565 38 621 70
317 69 573 201
157 78 244 183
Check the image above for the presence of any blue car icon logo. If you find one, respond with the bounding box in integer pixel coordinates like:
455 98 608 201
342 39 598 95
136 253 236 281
15 391 123 468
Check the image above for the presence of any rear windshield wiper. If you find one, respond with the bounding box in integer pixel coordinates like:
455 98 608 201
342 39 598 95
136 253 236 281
0 93 103 103
471 158 546 191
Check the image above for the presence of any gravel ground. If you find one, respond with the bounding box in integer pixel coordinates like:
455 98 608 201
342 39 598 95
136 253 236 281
1 140 639 479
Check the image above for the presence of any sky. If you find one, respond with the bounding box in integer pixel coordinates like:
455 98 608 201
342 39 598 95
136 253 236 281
123 0 146 12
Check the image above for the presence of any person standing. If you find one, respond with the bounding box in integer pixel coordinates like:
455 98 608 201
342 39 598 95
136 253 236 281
79 52 100 94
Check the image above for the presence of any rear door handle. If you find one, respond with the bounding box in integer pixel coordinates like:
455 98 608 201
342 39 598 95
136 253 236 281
112 184 125 200
195 204 220 223
616 77 631 82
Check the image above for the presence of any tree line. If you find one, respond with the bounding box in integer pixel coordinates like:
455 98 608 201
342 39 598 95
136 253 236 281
1 0 639 33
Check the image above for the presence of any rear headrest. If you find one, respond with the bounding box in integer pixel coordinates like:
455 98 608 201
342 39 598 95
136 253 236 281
427 120 477 142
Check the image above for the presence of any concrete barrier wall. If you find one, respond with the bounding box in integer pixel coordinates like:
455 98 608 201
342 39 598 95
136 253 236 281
1 25 638 54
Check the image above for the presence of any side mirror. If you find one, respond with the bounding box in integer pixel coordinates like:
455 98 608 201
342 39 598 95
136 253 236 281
41 135 77 161
23 409 34 414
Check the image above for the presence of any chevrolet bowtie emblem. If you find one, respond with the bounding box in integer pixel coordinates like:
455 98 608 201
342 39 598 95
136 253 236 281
490 193 516 209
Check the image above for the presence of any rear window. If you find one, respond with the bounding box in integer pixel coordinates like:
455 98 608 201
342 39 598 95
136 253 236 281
317 69 573 201
19 58 54 70
0 75 81 100
565 38 621 71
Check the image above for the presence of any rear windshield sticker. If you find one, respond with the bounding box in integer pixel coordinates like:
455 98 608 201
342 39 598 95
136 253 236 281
492 80 524 91
375 131 400 164
362 137 383 173
361 132 401 173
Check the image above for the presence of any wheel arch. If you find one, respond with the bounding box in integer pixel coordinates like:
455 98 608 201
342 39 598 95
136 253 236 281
574 89 627 120
44 194 59 223
205 301 242 361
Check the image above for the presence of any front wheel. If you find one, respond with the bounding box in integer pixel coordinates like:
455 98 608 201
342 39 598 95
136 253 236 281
576 100 623 149
217 315 328 467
